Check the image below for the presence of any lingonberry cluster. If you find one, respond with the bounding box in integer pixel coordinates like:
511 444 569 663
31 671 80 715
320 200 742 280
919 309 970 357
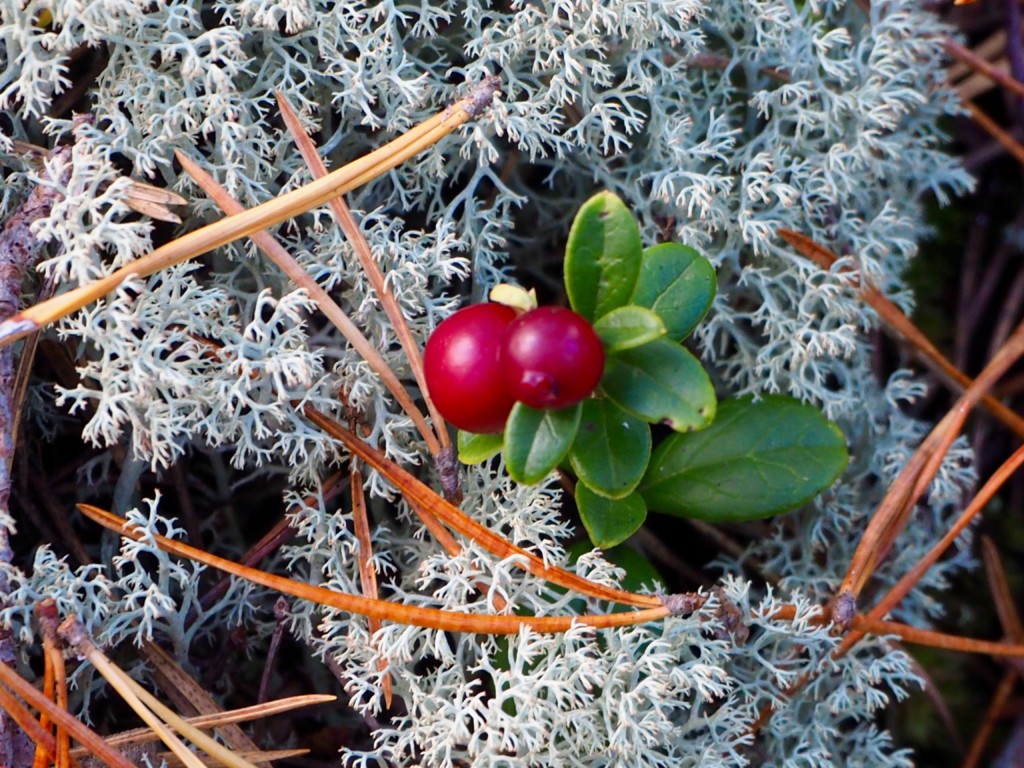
423 303 605 433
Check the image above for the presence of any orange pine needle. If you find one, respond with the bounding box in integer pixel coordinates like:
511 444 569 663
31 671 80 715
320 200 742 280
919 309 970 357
836 443 1024 657
0 682 65 768
275 91 452 457
173 149 442 457
36 599 71 768
840 315 1024 603
349 460 393 708
777 228 1024 439
77 503 682 634
31 633 56 768
0 659 131 768
850 615 1024 657
302 405 665 609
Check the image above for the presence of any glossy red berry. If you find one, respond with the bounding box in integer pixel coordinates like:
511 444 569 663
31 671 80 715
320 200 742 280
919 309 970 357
423 303 517 434
500 306 605 410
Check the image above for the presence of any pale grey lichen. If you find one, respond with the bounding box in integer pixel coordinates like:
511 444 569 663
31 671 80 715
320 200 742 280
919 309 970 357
0 0 979 765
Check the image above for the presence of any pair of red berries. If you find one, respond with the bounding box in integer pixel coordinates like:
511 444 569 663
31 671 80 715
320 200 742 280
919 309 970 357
423 304 605 434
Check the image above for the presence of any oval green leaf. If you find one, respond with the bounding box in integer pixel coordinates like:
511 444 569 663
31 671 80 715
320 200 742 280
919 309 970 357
640 395 849 522
593 306 666 354
569 399 650 499
575 485 647 549
630 243 716 340
504 402 582 484
457 430 504 464
564 191 643 321
601 338 716 432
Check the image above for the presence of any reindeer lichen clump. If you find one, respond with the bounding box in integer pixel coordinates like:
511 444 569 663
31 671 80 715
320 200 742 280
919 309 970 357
0 1 978 765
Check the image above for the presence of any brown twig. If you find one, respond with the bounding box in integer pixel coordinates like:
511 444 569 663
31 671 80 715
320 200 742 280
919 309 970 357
963 99 1024 167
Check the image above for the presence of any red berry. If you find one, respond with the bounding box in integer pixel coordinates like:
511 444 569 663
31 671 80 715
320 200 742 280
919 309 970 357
423 303 517 434
500 306 605 410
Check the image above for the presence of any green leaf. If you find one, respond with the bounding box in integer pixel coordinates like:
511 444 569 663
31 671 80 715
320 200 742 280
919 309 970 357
601 339 716 432
640 395 849 522
457 430 503 464
575 485 647 549
593 306 666 354
504 402 582 484
569 399 650 499
630 243 716 340
564 191 643 321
